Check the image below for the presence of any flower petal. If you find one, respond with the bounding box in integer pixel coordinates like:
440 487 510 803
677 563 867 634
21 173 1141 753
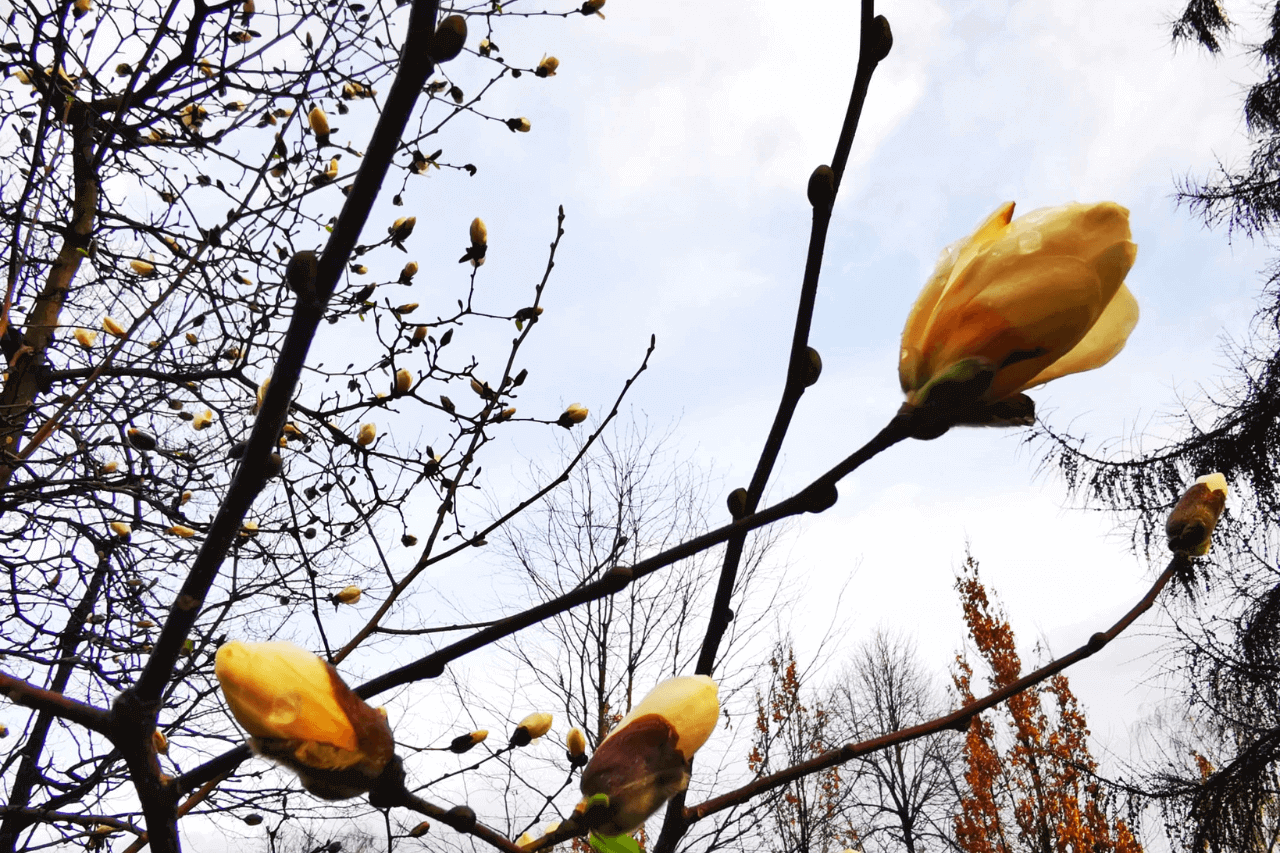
900 202 1015 392
1019 282 1139 391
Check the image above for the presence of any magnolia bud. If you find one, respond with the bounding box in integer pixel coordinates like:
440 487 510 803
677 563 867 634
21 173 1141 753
130 259 156 276
1167 473 1229 557
390 216 416 242
395 368 413 394
578 676 719 835
215 641 395 800
430 15 467 62
255 377 270 413
356 423 376 446
506 117 532 133
536 56 559 77
109 521 132 538
470 217 487 245
192 409 213 430
169 525 196 538
287 250 320 303
807 165 835 209
566 727 587 767
74 328 97 349
332 585 362 605
449 729 488 754
399 261 419 284
556 404 588 429
511 712 553 746
308 106 330 144
126 428 157 451
409 822 430 838
153 730 169 754
103 317 126 338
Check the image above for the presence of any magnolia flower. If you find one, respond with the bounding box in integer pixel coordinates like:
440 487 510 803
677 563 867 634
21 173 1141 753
109 521 131 538
399 262 419 284
103 317 126 338
214 640 395 799
152 730 168 754
1167 473 1229 557
899 201 1138 433
130 259 156 276
470 217 488 245
356 423 376 446
394 369 413 394
74 328 97 349
168 524 196 538
577 675 719 836
191 409 213 430
536 56 560 77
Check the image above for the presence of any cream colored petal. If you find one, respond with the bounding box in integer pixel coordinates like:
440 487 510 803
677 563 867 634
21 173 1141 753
1018 283 1139 391
606 675 719 759
215 641 358 751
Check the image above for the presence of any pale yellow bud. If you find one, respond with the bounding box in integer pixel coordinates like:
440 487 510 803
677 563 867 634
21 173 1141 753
103 317 126 338
395 369 413 393
356 422 376 446
168 524 196 538
412 325 428 344
130 259 156 276
334 585 362 605
110 521 131 537
180 490 192 505
74 328 97 349
390 217 416 241
308 106 330 139
512 712 553 745
240 520 259 537
1167 473 1230 557
185 332 199 345
536 56 559 77
566 727 587 759
470 217 488 246
400 261 419 283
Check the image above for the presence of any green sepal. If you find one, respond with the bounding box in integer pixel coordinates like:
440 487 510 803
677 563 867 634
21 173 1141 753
589 833 640 853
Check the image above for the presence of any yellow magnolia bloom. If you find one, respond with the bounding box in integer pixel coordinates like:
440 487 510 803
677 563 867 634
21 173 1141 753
214 641 395 799
168 524 196 538
74 328 97 349
536 56 559 77
394 369 412 394
130 259 156 276
578 676 719 835
1167 473 1229 557
103 317 127 338
109 521 131 538
470 217 487 246
899 201 1138 421
191 409 213 431
356 423 376 446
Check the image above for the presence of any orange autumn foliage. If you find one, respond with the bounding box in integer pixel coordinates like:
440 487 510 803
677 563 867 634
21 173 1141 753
951 556 1144 853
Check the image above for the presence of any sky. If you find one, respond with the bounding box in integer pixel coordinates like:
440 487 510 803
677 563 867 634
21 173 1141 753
406 0 1278 827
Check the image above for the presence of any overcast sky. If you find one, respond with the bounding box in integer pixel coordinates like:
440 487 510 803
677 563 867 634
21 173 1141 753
396 0 1279 805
